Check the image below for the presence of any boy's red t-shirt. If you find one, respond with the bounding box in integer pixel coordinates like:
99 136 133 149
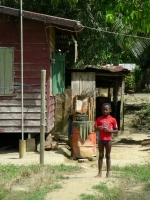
94 115 118 140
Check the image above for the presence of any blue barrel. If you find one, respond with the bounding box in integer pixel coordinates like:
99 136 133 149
68 115 73 138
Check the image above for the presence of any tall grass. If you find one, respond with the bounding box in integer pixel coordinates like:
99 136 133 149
0 164 81 200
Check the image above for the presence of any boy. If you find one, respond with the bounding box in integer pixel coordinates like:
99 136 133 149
94 103 118 178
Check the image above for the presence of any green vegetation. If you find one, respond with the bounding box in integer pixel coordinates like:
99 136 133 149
80 164 150 200
22 184 62 200
0 164 81 200
1 0 150 71
80 194 98 200
0 162 150 200
131 104 150 127
125 66 143 92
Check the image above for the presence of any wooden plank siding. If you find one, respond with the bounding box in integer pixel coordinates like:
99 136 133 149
0 14 55 133
49 27 55 95
71 72 96 98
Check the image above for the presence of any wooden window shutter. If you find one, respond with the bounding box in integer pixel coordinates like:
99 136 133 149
52 52 65 95
0 47 14 95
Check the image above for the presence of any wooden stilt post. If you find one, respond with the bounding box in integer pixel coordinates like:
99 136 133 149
108 87 111 99
120 77 125 131
19 140 26 158
113 79 118 118
40 70 46 164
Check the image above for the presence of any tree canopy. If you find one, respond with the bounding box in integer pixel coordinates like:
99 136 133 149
1 0 150 69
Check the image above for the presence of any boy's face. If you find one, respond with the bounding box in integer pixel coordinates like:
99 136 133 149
102 105 111 117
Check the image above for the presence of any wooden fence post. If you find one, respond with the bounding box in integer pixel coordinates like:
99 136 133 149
120 77 125 131
40 70 46 164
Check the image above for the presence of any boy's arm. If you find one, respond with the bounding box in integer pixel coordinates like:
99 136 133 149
94 119 103 131
95 126 103 131
103 128 118 133
103 118 118 133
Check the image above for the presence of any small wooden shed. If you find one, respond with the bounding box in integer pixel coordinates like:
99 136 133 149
0 6 82 134
68 65 130 130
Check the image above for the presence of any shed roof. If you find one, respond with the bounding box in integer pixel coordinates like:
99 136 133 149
67 65 130 75
0 6 83 30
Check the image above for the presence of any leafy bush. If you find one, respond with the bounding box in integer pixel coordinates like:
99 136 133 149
125 72 135 90
125 66 143 92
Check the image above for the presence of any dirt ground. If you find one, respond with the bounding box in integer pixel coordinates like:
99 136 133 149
0 93 150 200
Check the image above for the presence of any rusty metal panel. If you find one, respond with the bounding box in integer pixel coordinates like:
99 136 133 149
71 72 95 98
85 65 130 73
0 47 14 95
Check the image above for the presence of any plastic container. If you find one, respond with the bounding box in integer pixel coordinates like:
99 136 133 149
76 114 88 121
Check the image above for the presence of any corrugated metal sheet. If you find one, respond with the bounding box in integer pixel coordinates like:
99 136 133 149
84 65 130 73
119 63 137 71
0 16 55 133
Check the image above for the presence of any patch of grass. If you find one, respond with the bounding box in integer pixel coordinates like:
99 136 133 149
47 164 81 172
56 174 69 179
112 164 150 183
0 185 8 199
0 164 81 200
0 164 20 179
80 194 98 200
92 183 108 193
22 184 62 200
0 164 80 180
82 164 150 200
92 183 122 200
144 180 150 191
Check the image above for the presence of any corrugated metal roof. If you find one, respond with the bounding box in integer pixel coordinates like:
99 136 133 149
85 65 129 72
68 64 130 74
0 6 83 30
119 63 137 71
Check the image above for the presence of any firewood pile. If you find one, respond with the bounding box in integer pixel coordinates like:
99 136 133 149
44 134 58 150
73 95 95 121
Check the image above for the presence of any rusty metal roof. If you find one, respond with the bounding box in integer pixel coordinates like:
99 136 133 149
67 64 130 74
85 65 130 73
0 6 83 30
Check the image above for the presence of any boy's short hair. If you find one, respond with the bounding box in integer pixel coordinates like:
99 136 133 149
102 103 111 109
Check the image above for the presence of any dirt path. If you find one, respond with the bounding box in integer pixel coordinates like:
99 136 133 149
45 139 150 200
46 93 150 200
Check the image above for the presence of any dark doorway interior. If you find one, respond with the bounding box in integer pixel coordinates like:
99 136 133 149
0 133 28 152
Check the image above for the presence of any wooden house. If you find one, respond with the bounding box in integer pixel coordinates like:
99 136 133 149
0 6 82 134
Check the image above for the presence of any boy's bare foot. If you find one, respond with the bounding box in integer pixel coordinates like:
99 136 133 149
95 173 102 178
106 173 110 178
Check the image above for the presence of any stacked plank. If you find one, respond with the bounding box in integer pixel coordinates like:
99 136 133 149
88 97 95 121
73 95 95 121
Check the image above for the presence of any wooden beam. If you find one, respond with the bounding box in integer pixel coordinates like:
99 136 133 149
108 87 111 99
113 78 119 118
40 70 46 164
96 73 127 77
120 77 125 131
0 6 82 29
97 77 118 83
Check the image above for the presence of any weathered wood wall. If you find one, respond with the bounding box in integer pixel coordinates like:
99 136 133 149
0 14 55 133
49 27 55 96
71 72 96 98
55 89 72 136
